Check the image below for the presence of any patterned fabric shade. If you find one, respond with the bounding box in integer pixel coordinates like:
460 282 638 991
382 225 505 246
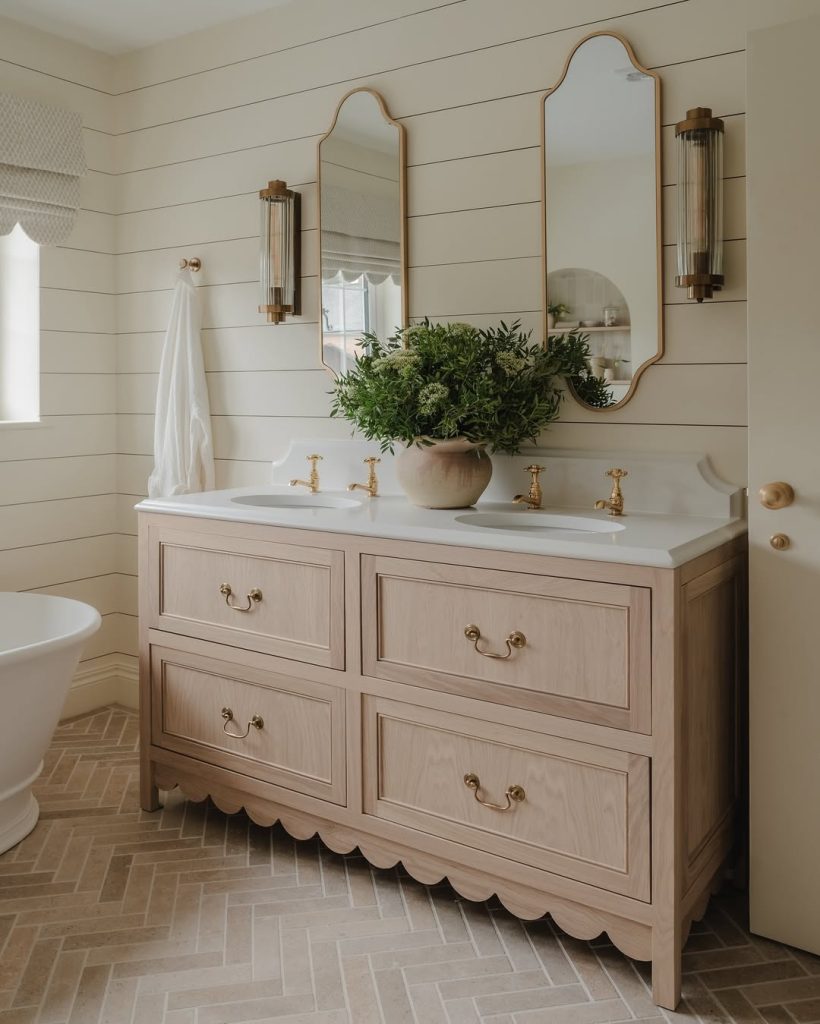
0 91 86 245
321 184 401 284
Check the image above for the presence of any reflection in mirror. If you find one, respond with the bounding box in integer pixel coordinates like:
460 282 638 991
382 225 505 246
543 32 661 409
319 89 406 376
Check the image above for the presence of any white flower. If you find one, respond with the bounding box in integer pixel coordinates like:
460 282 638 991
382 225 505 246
496 350 528 375
418 382 449 413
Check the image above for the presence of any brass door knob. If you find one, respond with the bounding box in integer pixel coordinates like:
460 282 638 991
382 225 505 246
759 482 795 510
770 533 791 551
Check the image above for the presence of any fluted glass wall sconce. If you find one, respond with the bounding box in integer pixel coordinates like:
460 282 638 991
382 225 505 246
259 179 300 323
675 107 724 302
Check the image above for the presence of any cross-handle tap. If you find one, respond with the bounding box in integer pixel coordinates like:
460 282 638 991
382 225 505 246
290 453 323 493
348 456 380 498
513 464 545 510
594 467 628 516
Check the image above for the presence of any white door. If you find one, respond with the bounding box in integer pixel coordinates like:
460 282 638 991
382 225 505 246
747 14 820 953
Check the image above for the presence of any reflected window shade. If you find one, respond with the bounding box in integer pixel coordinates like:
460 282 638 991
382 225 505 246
321 232 400 283
0 92 86 246
321 185 400 283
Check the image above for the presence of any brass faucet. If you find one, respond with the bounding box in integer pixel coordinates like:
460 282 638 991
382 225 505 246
513 464 545 510
348 456 380 498
594 468 628 516
290 453 322 493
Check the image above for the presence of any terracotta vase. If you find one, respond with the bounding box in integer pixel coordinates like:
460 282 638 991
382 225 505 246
395 438 493 509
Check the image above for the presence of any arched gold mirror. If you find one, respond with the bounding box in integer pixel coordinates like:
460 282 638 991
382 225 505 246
318 88 407 376
542 32 662 409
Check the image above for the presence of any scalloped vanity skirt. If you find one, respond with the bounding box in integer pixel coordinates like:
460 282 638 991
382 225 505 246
0 593 101 854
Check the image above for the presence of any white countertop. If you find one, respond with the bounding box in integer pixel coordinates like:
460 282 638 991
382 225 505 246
136 487 747 569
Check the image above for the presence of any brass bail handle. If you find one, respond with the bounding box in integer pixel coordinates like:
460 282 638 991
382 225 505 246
220 583 263 612
221 707 264 739
463 773 526 812
464 624 527 660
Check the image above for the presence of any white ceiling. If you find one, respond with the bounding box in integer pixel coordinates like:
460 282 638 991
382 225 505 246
0 0 293 55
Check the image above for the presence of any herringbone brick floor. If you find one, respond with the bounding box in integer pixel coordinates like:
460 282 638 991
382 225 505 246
1 707 818 1023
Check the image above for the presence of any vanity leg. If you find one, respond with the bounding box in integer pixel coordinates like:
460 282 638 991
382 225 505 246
651 939 682 1010
140 763 161 812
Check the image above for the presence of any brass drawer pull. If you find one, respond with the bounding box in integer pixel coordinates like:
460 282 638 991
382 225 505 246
219 583 263 611
221 707 264 739
463 772 526 812
464 624 526 659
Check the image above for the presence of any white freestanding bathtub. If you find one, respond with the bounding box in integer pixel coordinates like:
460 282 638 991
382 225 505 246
0 593 101 854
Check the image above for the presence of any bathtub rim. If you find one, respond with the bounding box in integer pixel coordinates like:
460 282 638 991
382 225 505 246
0 592 102 668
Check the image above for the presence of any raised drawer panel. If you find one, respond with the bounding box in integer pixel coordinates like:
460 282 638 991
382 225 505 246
148 524 344 668
362 556 651 732
151 640 346 805
363 695 650 900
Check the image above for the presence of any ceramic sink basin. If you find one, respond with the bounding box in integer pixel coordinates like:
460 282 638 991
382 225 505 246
455 511 626 534
230 493 361 510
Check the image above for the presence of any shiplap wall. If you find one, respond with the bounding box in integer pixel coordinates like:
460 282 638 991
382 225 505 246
113 0 820 496
0 19 135 709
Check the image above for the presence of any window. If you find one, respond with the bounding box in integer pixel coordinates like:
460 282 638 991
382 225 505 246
0 224 39 423
321 272 370 375
321 270 403 375
322 272 369 334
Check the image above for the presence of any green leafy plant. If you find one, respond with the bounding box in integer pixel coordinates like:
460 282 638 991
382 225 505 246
548 329 615 409
548 302 571 320
329 319 608 453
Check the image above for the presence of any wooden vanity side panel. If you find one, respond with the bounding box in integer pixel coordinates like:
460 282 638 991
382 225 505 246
648 564 685 1009
361 554 652 733
139 515 160 811
681 557 745 890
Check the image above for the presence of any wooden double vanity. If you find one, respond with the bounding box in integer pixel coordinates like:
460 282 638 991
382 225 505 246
138 451 746 1009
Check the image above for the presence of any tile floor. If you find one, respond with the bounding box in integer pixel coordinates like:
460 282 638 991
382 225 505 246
0 706 818 1024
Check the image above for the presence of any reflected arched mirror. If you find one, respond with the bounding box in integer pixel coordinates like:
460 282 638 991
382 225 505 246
318 88 407 376
542 32 662 409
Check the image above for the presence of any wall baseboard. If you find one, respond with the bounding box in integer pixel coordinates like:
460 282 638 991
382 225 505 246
62 655 139 719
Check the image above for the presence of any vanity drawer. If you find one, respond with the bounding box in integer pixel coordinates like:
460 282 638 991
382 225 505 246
148 525 344 668
363 695 650 900
150 641 346 805
361 556 651 733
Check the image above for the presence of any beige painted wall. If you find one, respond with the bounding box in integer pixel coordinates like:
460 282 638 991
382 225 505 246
2 0 819 696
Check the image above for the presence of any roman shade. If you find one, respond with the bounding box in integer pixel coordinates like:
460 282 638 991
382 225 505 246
321 184 401 284
0 91 86 245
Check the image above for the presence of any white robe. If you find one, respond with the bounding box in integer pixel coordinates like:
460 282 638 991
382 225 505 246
147 269 214 498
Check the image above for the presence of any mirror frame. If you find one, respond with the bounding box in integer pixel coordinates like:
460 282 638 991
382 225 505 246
540 31 663 411
317 87 408 375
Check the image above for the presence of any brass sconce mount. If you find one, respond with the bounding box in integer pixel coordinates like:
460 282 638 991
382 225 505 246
259 178 301 324
674 106 725 302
